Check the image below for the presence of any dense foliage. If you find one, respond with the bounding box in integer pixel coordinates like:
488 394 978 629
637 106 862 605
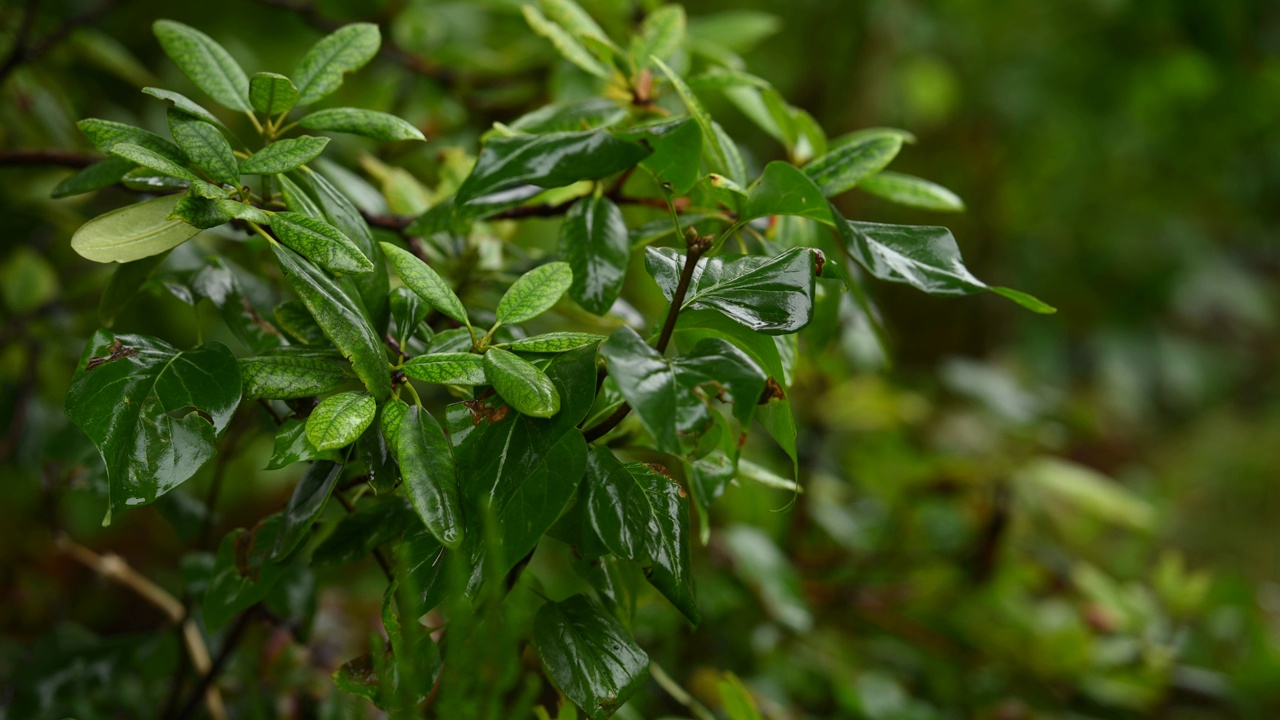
2 1 1277 719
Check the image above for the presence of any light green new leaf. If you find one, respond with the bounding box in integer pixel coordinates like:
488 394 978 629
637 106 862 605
506 332 605 353
76 118 186 164
249 72 300 116
293 23 381 106
496 261 573 326
744 161 835 224
167 109 239 185
71 194 201 263
401 353 487 385
631 5 686 71
396 406 463 549
652 57 745 184
523 4 611 79
534 594 649 720
108 143 198 181
152 20 251 112
299 108 425 142
270 211 373 275
804 133 903 197
306 391 376 451
240 136 330 175
238 347 351 399
381 242 469 325
484 347 560 418
858 171 965 212
142 87 232 134
266 419 341 470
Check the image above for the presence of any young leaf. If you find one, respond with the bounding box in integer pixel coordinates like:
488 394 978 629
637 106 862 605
267 418 341 470
51 157 135 198
631 5 686 71
239 347 351 399
804 133 903 197
299 108 425 142
292 23 381 106
496 261 573 326
534 594 650 720
270 211 374 275
152 20 251 112
71 194 201 263
167 109 239 185
559 195 628 315
645 246 818 334
743 161 834 224
306 391 376 451
395 406 463 549
454 130 648 207
142 87 232 134
240 136 330 175
76 118 186 164
64 331 241 519
522 4 612 79
249 72 300 116
401 353 487 386
506 332 605 353
272 461 343 560
381 242 469 325
858 171 965 212
272 243 391 399
484 347 561 418
107 143 198 181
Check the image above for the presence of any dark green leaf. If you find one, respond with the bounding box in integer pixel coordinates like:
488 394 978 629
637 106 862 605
293 23 381 106
71 195 201 264
204 515 288 631
272 462 342 560
652 57 745 184
167 194 230 229
122 167 192 193
390 286 429 347
645 246 818 334
744 161 834 224
804 133 902 197
311 495 417 567
402 353 487 386
99 252 170 327
239 347 350 399
267 418 342 470
362 406 400 494
506 332 605 353
534 594 649 720
76 117 186 164
65 331 241 520
272 243 391 399
509 99 626 134
559 195 628 315
396 406 463 549
152 20 250 112
249 72 299 116
484 347 561 418
270 211 373 275
142 87 232 134
167 109 238 185
51 157 135 198
496 261 573 326
240 136 330 175
299 108 425 142
306 391 376 451
381 242 469 326
216 200 271 224
190 258 288 353
454 130 648 207
623 118 703 195
305 170 391 332
275 300 328 345
108 143 198 181
858 171 964 212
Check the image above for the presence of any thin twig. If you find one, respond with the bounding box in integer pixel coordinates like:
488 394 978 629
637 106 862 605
173 608 256 720
334 490 394 582
0 148 98 168
0 0 122 84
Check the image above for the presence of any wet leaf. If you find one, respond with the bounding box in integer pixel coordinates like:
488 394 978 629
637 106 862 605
299 108 425 142
396 406 463 549
270 211 373 275
381 242 469 326
454 130 648 207
534 594 649 720
496 261 573 326
239 347 351 399
804 132 902 197
240 136 330 175
306 391 376 451
153 20 251 112
402 353 487 386
272 461 343 560
167 109 239 185
506 332 605 353
484 347 561 418
559 195 628 315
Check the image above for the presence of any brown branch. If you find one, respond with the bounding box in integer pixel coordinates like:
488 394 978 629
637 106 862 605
0 0 122 84
335 490 394 582
0 149 98 168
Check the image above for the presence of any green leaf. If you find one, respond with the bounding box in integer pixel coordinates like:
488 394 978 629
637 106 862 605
306 391 376 451
858 171 964 212
484 347 561 418
249 72 299 116
142 87 232 134
396 406 464 549
239 347 351 399
312 495 417 567
454 130 648 207
496 261 574 326
167 195 231 229
401 353 487 386
272 243 391 399
108 143 198 182
652 57 745 184
622 118 703 195
718 673 764 720
270 211 373 275
743 161 834 224
631 5 685 71
71 195 202 263
189 258 288 353
586 449 699 623
204 515 288 631
152 20 251 112
266 418 342 470
240 136 330 175
721 526 812 632
598 327 766 453
834 216 1055 313
216 200 271 224
292 23 381 106
381 242 469 326
804 133 902 197
686 10 780 54
390 286 429 345
122 167 191 193
558 195 628 316
509 99 626 134
360 412 399 495
534 594 649 720
645 246 818 334
506 333 605 353
76 118 186 164
99 252 169 327
166 109 238 186
64 331 241 519
523 4 611 79
272 461 342 560
51 157 134 198
299 108 425 142
304 170 391 331
275 300 328 345
380 397 410 450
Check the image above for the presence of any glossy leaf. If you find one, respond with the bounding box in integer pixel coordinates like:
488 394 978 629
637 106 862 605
858 171 965 212
51 157 135 198
275 300 327 345
509 99 626 134
76 118 186 164
804 133 902 197
240 136 330 175
506 332 605 353
559 195 628 315
645 246 818 334
270 211 373 275
402 353 487 386
293 23 381 106
381 242 469 326
189 258 287 353
107 143 198 181
396 406 463 549
65 331 241 518
360 412 399 495
267 419 342 470
142 87 232 134
99 252 169 327
624 118 703 195
152 20 250 112
166 109 238 185
306 391 376 451
71 195 201 263
652 57 745 184
272 461 342 560
484 347 561 418
311 496 417 568
454 130 648 207
305 170 391 332
239 347 351 399
496 261 573 326
299 108 425 142
167 195 230 229
586 449 700 623
204 515 287 631
534 594 649 720
121 167 191 193
249 72 299 116
743 161 834 224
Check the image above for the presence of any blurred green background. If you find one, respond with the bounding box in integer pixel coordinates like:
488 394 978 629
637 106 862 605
2 0 1278 717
